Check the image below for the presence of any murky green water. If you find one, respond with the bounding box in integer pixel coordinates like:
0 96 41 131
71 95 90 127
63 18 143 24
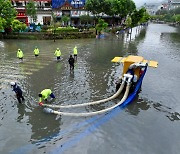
0 23 180 154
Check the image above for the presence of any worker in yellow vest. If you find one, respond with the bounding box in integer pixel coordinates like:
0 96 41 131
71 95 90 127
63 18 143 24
54 48 61 61
17 49 24 61
38 89 55 105
34 46 39 57
73 46 78 61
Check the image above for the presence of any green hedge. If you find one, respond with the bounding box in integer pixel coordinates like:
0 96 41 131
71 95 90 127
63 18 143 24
47 26 79 33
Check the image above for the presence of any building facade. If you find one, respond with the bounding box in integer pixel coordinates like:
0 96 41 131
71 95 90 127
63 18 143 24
52 0 93 26
11 0 119 26
11 0 52 25
168 0 180 10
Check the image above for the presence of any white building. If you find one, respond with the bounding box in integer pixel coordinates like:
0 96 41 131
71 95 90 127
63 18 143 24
11 0 52 25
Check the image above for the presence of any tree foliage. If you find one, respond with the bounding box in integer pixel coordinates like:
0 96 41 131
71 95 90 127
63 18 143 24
110 0 136 18
85 0 105 15
125 16 132 28
156 7 180 16
95 18 108 33
173 7 180 15
0 0 17 30
0 17 7 31
11 19 27 32
139 10 150 24
25 0 37 23
131 8 146 27
172 14 180 23
153 7 180 23
85 0 136 27
80 15 92 24
61 15 70 26
85 0 136 18
156 9 168 15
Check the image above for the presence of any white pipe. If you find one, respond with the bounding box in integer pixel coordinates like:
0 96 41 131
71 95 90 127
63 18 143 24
45 84 130 117
42 81 125 109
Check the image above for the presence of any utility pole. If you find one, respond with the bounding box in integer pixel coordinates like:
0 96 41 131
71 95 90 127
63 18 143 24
51 10 56 42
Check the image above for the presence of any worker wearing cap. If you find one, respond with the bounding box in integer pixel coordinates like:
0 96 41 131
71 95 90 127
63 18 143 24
73 46 78 61
38 89 55 103
54 48 61 61
17 49 24 60
10 82 25 103
34 46 39 57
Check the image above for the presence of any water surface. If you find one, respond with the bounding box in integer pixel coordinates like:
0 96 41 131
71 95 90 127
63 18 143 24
0 23 180 154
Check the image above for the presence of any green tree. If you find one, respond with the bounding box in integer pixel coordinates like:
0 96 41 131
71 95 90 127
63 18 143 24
164 14 174 22
61 15 70 26
156 9 168 15
172 14 180 23
0 0 17 30
80 15 92 25
85 0 105 15
0 17 7 31
173 7 180 15
85 0 136 26
139 10 150 24
25 0 37 23
95 18 108 34
131 8 146 27
51 11 56 42
125 16 132 28
11 19 27 32
111 0 136 18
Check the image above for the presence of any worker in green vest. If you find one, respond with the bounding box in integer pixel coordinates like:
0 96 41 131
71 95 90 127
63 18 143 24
17 49 24 61
38 89 55 105
34 46 39 57
54 48 61 61
73 46 78 61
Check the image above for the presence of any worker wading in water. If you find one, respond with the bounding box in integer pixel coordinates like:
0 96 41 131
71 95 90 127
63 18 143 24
34 46 39 57
17 49 24 61
54 48 61 61
73 46 78 61
10 82 25 103
38 89 55 105
68 55 75 71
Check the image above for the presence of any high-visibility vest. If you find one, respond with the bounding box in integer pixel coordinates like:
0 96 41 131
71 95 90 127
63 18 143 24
39 89 52 102
17 50 24 58
34 48 39 55
54 49 61 57
73 47 77 55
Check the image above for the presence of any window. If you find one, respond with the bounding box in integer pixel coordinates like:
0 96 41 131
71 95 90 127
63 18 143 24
16 2 23 7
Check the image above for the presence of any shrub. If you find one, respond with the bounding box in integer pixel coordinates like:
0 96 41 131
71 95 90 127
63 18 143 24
12 20 27 32
48 26 79 33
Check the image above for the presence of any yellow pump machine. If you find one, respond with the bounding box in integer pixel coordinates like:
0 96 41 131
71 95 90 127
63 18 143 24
111 55 158 91
112 55 158 77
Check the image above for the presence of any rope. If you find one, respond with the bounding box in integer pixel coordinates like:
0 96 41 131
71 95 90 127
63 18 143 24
42 81 125 109
45 84 130 117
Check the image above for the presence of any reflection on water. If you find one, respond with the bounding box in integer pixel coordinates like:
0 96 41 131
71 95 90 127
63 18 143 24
0 23 180 154
126 96 150 115
27 107 61 141
17 103 26 123
126 96 180 121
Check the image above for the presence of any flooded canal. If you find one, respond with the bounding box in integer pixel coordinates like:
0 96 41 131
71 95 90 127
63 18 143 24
0 23 180 154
